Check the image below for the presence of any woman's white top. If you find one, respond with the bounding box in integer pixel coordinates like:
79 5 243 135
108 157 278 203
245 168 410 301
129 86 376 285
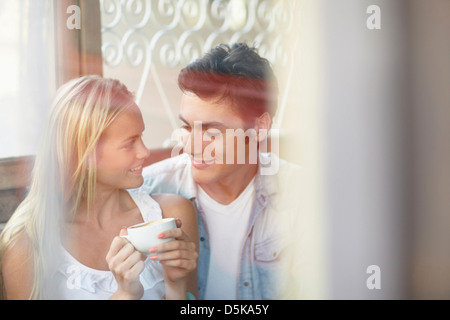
54 189 165 300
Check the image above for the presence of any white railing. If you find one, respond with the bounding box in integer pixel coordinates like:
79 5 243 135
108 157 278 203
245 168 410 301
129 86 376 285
100 0 299 132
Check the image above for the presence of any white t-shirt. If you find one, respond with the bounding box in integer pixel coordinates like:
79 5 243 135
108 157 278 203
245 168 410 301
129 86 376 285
197 177 256 300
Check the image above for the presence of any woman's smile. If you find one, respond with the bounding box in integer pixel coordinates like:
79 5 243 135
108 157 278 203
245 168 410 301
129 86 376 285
129 164 143 175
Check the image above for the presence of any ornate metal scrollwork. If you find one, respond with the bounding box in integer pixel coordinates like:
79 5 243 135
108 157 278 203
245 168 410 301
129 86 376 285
100 0 298 133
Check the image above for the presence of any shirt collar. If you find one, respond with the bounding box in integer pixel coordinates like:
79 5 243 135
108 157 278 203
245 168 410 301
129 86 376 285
255 152 279 197
179 153 198 200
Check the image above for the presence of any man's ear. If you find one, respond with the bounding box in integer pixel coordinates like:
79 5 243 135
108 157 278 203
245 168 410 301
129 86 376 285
254 112 272 142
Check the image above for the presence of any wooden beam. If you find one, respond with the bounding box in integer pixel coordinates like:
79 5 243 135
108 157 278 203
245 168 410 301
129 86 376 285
0 156 34 190
54 0 102 86
0 157 34 223
79 0 103 76
54 0 81 86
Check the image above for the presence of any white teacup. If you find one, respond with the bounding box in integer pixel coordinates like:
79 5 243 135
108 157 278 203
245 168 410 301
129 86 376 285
121 218 177 257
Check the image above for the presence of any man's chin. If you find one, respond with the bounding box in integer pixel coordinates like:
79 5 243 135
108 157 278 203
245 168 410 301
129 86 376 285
191 165 219 185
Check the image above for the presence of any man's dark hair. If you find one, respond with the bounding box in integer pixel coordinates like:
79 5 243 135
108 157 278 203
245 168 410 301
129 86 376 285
178 43 279 120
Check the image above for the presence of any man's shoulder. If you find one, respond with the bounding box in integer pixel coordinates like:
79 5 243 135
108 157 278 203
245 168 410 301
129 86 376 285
259 152 302 181
259 153 303 208
140 153 196 199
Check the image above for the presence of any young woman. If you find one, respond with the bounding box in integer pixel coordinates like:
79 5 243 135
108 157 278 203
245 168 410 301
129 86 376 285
0 76 198 299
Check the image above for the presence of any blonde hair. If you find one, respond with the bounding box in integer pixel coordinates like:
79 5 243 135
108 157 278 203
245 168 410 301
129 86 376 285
0 75 136 299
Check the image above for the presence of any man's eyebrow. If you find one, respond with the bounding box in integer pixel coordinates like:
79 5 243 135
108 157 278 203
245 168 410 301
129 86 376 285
178 114 226 128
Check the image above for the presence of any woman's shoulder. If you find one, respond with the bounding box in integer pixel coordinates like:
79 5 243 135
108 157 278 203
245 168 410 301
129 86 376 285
1 229 34 299
2 228 32 263
150 193 195 219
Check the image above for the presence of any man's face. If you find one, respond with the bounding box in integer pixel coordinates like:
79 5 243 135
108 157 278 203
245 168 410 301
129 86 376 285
178 93 257 186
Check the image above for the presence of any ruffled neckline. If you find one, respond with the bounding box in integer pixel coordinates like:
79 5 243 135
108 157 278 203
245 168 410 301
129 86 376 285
56 190 165 295
58 246 164 294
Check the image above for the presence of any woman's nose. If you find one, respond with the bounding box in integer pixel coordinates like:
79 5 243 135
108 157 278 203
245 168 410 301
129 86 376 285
136 139 150 160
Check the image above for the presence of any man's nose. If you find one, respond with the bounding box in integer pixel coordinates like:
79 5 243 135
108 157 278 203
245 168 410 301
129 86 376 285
183 128 203 158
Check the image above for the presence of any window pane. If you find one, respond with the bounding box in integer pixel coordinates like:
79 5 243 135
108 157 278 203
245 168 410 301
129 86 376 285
0 0 56 158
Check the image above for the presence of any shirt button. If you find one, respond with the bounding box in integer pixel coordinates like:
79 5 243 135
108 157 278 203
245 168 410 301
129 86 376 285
243 281 250 287
200 237 205 241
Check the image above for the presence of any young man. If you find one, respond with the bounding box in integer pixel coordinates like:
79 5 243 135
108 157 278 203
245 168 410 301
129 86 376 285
140 43 300 299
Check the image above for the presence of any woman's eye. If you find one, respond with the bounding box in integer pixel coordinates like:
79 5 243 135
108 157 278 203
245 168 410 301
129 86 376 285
123 140 135 148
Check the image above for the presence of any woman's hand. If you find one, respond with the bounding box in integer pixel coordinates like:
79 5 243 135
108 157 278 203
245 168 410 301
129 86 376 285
106 227 145 300
149 219 198 295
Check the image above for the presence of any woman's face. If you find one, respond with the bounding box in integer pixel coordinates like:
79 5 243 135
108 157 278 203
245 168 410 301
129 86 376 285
95 104 150 191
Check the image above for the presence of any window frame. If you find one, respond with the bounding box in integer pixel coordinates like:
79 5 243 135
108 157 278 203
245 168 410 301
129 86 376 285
0 0 103 229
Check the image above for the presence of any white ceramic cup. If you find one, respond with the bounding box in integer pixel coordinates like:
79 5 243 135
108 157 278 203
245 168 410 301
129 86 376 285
121 218 177 256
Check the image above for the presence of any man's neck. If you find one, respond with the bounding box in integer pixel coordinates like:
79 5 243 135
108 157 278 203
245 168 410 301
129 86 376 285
198 164 258 205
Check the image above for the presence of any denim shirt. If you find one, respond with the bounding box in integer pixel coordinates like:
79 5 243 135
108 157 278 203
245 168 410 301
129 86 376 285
139 153 300 299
